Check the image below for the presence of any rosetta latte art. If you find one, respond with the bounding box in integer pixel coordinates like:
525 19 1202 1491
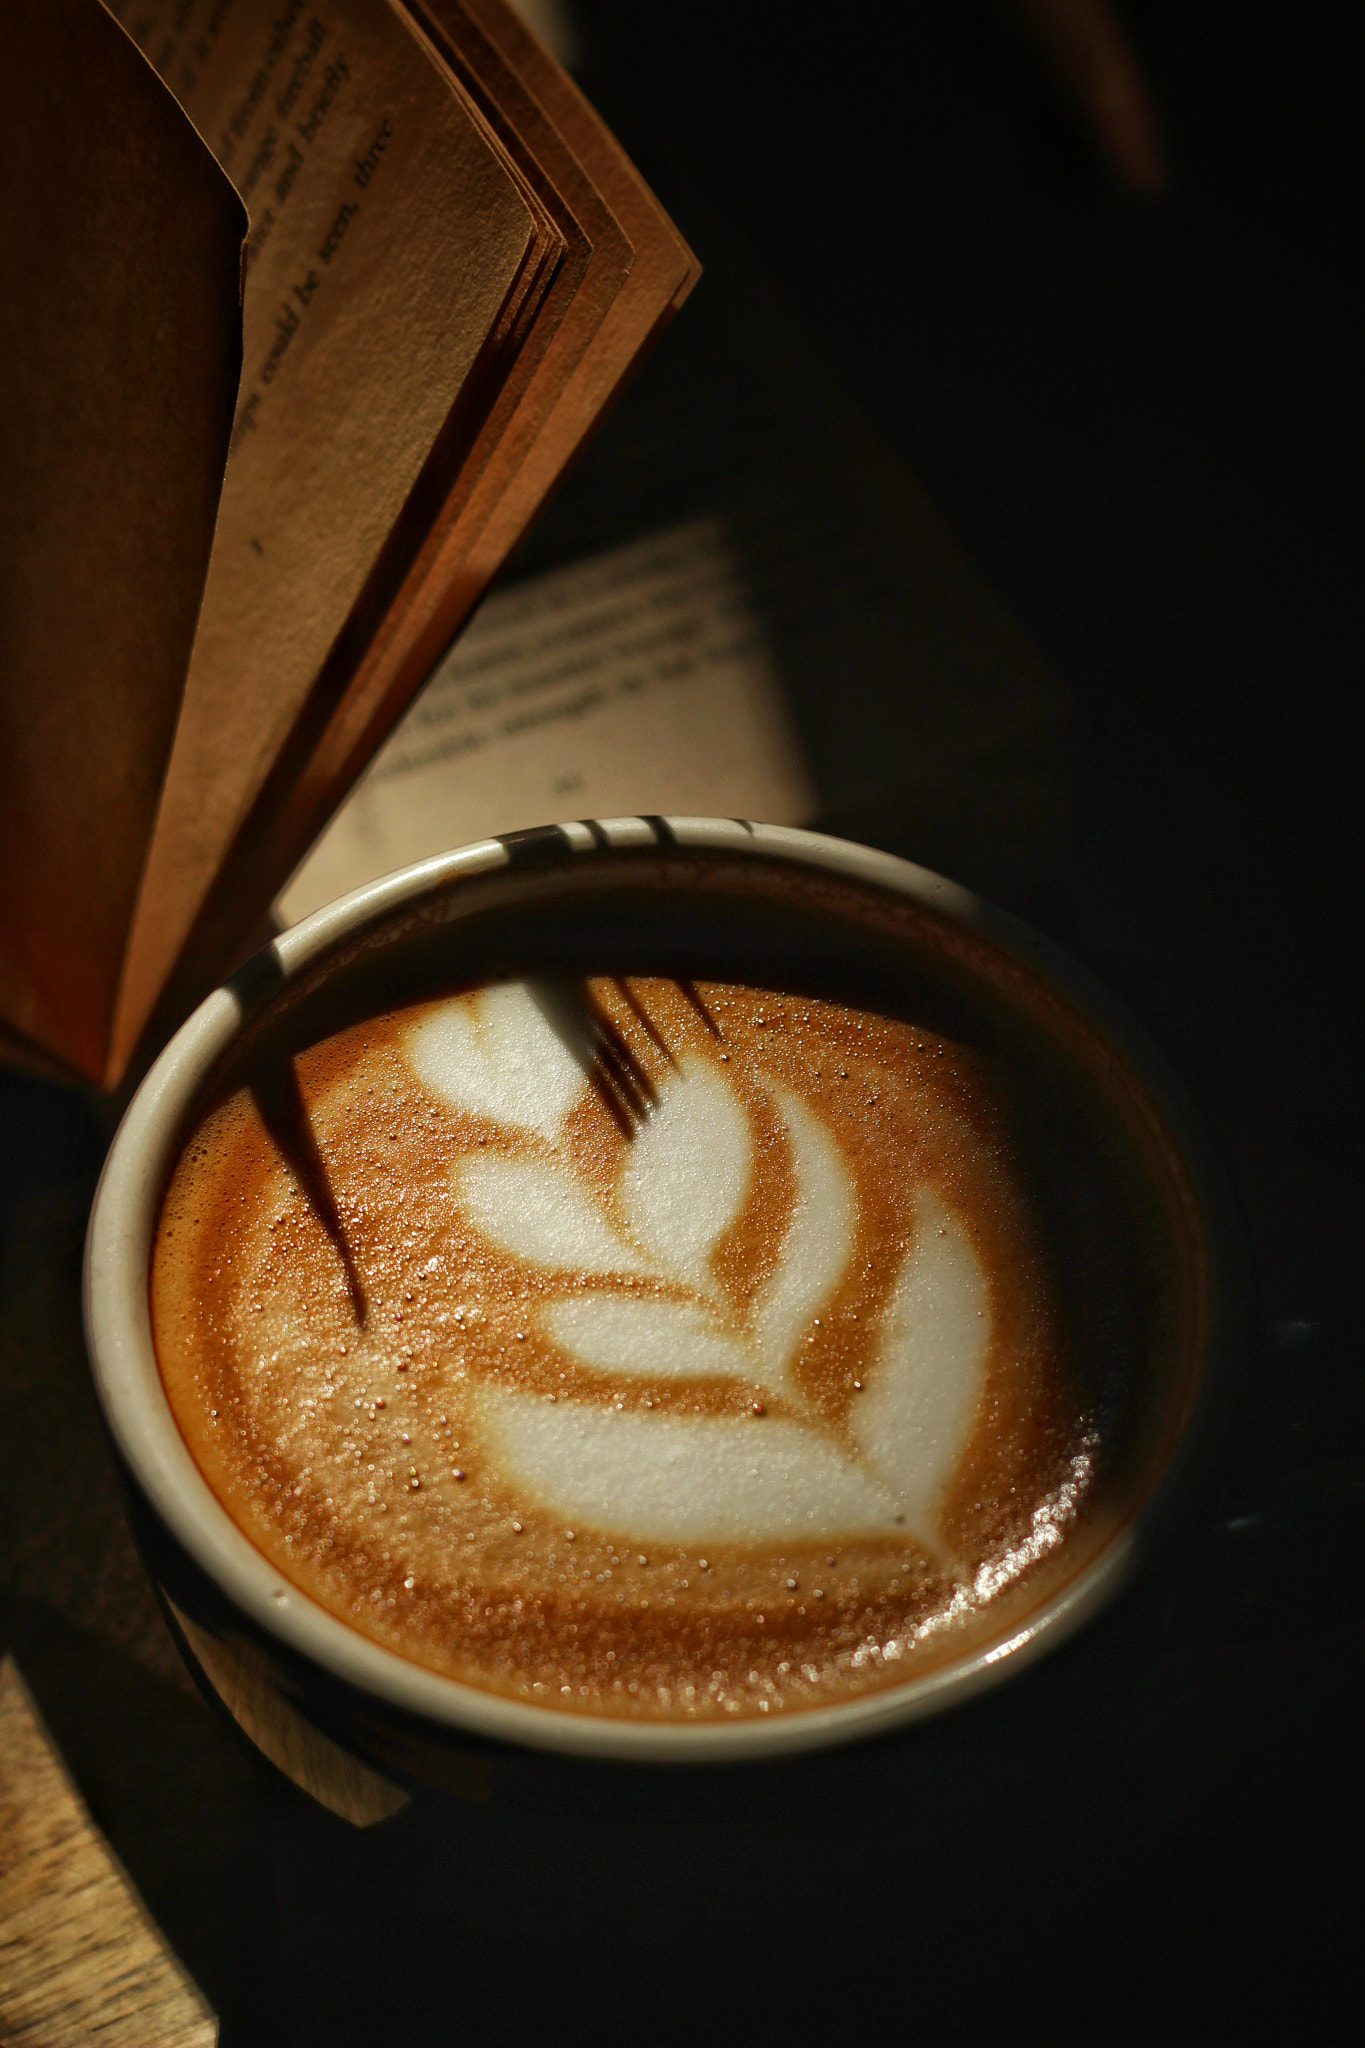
153 973 1092 1720
408 985 989 1549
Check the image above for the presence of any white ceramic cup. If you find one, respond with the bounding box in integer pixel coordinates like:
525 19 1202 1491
84 819 1237 1772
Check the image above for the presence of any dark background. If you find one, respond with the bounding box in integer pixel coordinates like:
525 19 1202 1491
3 1 1360 2038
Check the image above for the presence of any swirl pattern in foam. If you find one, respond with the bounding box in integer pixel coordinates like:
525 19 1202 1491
152 976 1098 1722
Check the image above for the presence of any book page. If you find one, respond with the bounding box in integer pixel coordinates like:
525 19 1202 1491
106 0 539 1080
0 0 244 1082
239 0 696 961
126 1 697 1054
277 519 815 920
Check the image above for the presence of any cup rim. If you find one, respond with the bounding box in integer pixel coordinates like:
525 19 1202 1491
84 818 1233 1763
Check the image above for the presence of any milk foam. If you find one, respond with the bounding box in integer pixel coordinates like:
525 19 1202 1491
153 969 1088 1722
852 1190 991 1538
455 1153 657 1276
541 1295 748 1380
752 1084 854 1399
473 1392 900 1543
412 985 989 1549
616 1060 752 1292
408 980 584 1138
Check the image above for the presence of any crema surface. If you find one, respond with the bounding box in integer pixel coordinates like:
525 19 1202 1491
152 977 1102 1720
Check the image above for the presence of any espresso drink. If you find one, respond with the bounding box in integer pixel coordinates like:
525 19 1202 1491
151 951 1150 1723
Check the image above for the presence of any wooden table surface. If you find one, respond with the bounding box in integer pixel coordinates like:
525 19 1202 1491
0 1659 215 2047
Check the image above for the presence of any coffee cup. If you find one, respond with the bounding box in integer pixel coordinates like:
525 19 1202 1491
84 818 1238 1781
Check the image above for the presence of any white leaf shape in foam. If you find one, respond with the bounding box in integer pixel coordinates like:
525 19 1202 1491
752 1083 854 1390
455 1156 651 1276
406 983 584 1139
618 1059 751 1287
848 1188 990 1550
475 1385 898 1544
541 1294 749 1381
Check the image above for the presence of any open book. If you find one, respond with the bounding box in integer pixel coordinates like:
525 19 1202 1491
0 0 697 1090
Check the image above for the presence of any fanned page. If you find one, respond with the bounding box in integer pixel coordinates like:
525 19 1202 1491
0 0 244 1083
104 0 544 1083
129 0 699 1062
293 0 700 807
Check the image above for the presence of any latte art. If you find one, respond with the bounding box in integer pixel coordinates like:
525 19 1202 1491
422 990 985 1546
153 975 1097 1721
